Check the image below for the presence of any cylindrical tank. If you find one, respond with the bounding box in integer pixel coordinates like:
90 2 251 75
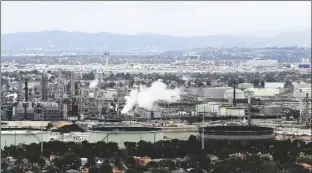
224 88 245 99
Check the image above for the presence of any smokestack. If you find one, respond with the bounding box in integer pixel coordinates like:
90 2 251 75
306 93 309 122
70 72 74 97
248 93 251 126
41 72 48 101
300 89 303 123
24 78 28 102
233 80 236 107
23 78 29 120
75 81 79 95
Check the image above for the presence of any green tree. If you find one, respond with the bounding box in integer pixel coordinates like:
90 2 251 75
84 156 96 168
196 154 211 171
46 122 53 130
125 156 136 168
217 147 231 160
38 157 46 169
99 164 113 173
146 161 159 169
54 152 81 171
10 166 24 173
89 167 100 173
82 71 95 80
158 159 176 170
279 162 310 173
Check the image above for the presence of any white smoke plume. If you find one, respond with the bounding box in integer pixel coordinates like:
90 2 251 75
89 78 99 89
121 80 181 114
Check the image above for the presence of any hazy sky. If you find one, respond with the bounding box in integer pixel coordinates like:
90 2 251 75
1 1 311 36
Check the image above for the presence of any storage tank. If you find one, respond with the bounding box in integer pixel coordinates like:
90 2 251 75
199 126 275 141
238 83 254 90
224 88 245 99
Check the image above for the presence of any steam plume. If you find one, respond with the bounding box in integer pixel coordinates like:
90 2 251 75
121 80 180 114
89 78 99 89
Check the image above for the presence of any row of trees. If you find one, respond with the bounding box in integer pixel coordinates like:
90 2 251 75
2 136 312 173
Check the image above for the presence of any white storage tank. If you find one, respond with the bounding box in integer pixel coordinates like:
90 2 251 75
238 83 254 90
224 88 245 99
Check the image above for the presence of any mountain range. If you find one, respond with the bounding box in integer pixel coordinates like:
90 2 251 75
1 30 311 53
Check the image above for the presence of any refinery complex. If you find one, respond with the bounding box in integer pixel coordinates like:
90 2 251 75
2 1 312 172
0 51 311 149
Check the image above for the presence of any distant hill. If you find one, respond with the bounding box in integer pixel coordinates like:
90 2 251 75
1 30 310 53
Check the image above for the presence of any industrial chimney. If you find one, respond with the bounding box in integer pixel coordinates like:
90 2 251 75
233 80 236 107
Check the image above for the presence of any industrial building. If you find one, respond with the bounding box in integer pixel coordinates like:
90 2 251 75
264 82 284 89
293 82 311 90
195 103 245 117
135 107 162 119
224 88 245 100
41 73 49 101
219 106 245 117
189 87 232 99
237 83 254 90
259 105 282 116
13 102 35 121
293 88 311 98
245 88 282 97
34 102 62 121
246 58 278 67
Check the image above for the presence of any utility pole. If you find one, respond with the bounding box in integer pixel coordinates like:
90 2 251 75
233 80 236 107
305 94 309 123
248 93 251 126
202 107 205 150
41 108 43 154
24 78 28 118
300 89 303 124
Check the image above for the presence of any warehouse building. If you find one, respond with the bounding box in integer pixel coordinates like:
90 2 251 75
238 83 254 90
190 87 232 99
293 88 311 98
135 107 162 119
245 88 282 97
246 58 278 67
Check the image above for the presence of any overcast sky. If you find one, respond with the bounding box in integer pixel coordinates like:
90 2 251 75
1 1 311 36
